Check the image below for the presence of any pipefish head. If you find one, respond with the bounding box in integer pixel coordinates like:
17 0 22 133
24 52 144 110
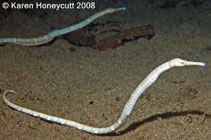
169 58 206 67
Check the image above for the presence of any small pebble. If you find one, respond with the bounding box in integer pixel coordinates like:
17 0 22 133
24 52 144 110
89 101 94 104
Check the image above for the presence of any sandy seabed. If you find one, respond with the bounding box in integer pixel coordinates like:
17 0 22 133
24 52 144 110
0 0 211 139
